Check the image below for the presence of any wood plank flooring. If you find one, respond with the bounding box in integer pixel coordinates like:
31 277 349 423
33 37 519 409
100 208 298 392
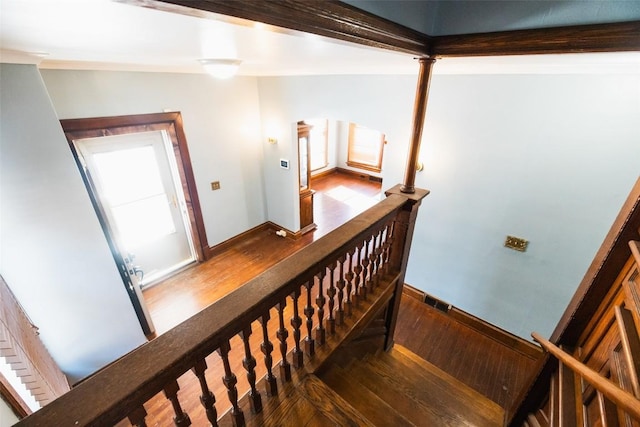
394 294 541 410
122 171 538 425
143 171 382 335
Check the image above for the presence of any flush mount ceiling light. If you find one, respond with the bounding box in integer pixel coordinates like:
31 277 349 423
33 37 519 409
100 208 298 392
198 58 242 79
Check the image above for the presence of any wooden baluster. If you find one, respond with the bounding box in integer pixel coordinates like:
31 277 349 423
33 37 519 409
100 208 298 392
127 405 148 427
361 237 371 299
303 278 315 356
164 380 191 427
383 221 394 274
218 341 244 426
239 325 262 414
372 228 384 289
259 312 278 397
344 249 355 316
276 299 292 383
353 242 364 302
335 254 346 325
366 235 376 293
368 229 380 291
315 269 326 345
326 261 337 335
290 288 304 368
191 359 218 426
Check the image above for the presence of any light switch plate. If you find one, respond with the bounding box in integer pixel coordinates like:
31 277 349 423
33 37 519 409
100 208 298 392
211 181 221 191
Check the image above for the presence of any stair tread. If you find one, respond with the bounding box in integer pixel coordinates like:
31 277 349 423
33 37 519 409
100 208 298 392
218 372 373 427
322 364 415 426
355 345 503 426
297 374 376 427
344 356 480 426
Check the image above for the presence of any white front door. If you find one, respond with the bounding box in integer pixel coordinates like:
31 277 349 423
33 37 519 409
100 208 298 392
75 130 196 287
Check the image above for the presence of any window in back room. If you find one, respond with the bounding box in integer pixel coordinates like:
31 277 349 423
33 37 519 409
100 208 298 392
347 122 385 173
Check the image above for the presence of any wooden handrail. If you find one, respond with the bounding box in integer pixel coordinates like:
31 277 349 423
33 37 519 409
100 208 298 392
16 190 426 426
532 331 640 420
630 240 640 268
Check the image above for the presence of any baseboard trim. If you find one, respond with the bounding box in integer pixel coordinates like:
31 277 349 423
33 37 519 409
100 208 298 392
336 167 383 183
311 166 382 184
402 284 542 360
311 168 338 181
208 223 273 258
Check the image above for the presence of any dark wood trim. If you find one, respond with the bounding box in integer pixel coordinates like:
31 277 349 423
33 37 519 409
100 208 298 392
402 283 425 302
401 58 435 194
402 284 542 360
0 371 30 419
60 112 209 263
15 189 412 426
61 112 209 335
125 1 640 60
207 222 272 258
336 167 383 183
431 21 640 57
126 0 430 55
311 167 383 184
310 167 338 181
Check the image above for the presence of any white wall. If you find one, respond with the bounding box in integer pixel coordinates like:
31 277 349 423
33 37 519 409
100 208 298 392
0 398 19 427
0 64 147 382
257 75 418 231
40 69 266 247
256 71 640 341
408 73 640 339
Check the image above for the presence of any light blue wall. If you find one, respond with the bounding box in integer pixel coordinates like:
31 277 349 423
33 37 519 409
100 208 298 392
257 74 418 231
408 73 640 338
257 71 640 340
0 64 147 382
41 70 266 247
2 64 638 383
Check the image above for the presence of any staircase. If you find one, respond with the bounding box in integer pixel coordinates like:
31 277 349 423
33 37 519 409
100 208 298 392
509 179 640 426
218 343 504 426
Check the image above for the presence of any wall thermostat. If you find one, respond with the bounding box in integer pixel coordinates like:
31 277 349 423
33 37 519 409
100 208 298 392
280 159 289 169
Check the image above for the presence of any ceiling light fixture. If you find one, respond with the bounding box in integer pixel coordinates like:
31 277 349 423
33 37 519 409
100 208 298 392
198 58 241 79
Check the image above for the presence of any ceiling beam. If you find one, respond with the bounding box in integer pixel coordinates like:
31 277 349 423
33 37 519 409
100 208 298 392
121 0 431 56
123 1 640 59
431 21 640 57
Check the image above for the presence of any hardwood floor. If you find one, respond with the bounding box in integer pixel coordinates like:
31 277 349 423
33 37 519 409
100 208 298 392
394 295 541 410
127 171 537 425
142 171 382 335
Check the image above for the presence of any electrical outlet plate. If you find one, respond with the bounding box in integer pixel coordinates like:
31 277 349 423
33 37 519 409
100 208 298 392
505 235 528 252
211 181 221 191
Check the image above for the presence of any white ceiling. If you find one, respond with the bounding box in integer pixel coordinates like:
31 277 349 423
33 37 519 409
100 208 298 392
1 0 639 76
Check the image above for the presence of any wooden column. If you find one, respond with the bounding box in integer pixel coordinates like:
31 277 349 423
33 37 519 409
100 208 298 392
401 57 436 194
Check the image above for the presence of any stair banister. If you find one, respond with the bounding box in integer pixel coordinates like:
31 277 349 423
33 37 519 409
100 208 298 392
532 331 640 420
14 186 428 426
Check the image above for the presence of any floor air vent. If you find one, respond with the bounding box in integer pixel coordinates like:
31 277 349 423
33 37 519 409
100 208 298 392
424 294 452 313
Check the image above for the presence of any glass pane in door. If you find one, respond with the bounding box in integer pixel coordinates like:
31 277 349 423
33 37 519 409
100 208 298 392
92 145 176 249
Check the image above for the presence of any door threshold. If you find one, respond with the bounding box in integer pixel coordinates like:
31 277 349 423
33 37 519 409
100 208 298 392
140 259 197 290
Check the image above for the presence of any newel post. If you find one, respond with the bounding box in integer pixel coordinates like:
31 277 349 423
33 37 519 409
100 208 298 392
383 185 430 350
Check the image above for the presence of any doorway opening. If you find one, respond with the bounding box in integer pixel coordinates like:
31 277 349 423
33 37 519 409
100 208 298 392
298 118 384 237
61 112 208 335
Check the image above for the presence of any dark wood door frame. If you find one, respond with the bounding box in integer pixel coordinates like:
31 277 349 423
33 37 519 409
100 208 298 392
61 112 209 335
